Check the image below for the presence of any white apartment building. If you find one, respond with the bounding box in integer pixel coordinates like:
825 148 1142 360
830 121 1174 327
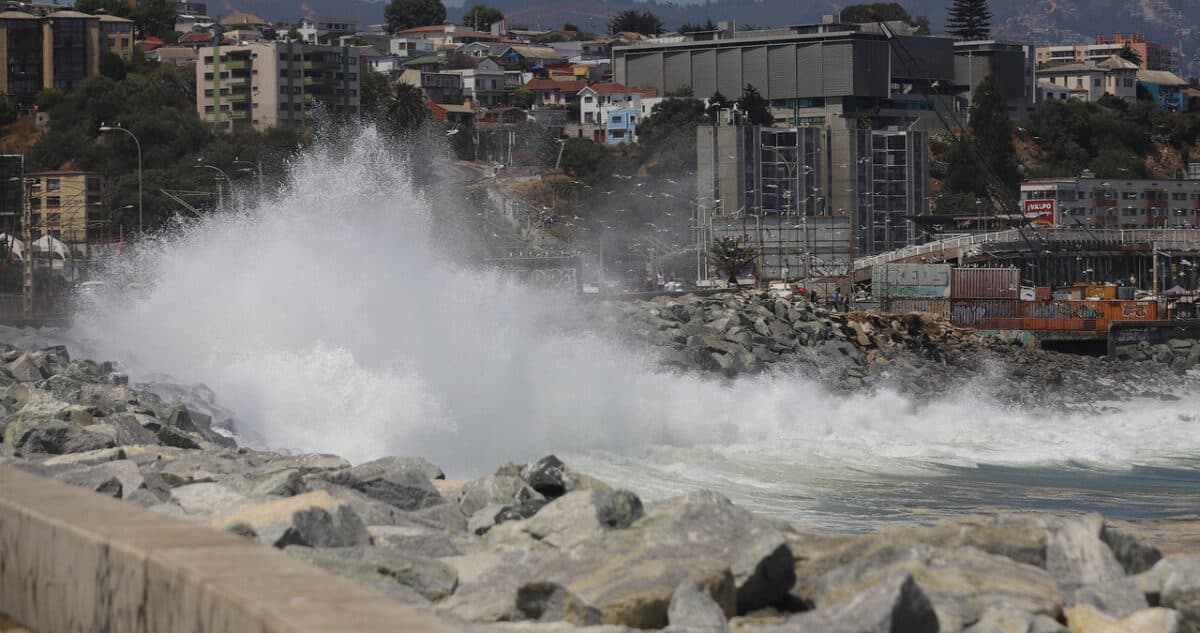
389 37 436 57
297 16 360 44
1022 177 1200 228
195 41 361 132
1035 56 1138 103
577 83 643 125
444 57 505 107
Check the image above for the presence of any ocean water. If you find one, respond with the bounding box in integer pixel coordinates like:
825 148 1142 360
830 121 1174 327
71 128 1200 533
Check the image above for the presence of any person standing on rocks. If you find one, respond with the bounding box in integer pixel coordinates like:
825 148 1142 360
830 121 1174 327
832 288 841 312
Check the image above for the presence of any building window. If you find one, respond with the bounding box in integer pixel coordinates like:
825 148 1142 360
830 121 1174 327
46 196 60 208
46 178 60 192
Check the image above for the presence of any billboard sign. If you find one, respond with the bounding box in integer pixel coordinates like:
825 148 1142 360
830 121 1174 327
1024 200 1055 226
873 263 952 298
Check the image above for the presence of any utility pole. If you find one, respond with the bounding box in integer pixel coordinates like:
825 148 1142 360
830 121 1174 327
21 168 32 321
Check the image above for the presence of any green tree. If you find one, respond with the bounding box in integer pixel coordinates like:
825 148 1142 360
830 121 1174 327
707 237 756 285
287 28 301 40
945 0 991 40
1119 43 1143 66
462 5 503 31
943 74 1018 205
563 22 579 32
359 70 392 120
679 19 717 33
99 52 127 81
839 3 913 23
609 9 663 36
636 97 709 173
559 138 613 185
738 84 772 126
261 27 278 41
705 90 732 118
132 0 175 39
382 83 429 136
385 0 447 34
513 86 533 109
0 97 17 125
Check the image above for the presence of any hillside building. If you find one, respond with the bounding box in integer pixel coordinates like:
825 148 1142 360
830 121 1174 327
0 10 103 100
1035 34 1178 72
195 41 361 132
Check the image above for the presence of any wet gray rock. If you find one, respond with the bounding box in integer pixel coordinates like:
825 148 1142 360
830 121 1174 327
457 474 543 517
8 420 114 455
209 490 372 549
758 572 938 633
1102 525 1164 575
284 545 458 602
1066 577 1150 619
668 580 729 633
56 459 145 500
325 460 445 511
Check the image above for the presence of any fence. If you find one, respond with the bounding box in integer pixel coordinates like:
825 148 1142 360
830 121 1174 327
948 299 1157 332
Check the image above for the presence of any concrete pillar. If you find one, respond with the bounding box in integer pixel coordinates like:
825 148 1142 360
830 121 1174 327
87 20 101 78
41 21 53 91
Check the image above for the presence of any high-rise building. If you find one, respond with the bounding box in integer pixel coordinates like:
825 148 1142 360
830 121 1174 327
99 14 134 60
615 21 1037 129
697 119 929 279
26 171 104 247
195 41 362 132
0 9 103 100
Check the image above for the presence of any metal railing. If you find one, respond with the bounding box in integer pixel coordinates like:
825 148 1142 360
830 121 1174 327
854 227 1200 271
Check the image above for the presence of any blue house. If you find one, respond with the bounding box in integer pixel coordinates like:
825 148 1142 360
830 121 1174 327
1137 69 1190 112
606 108 639 145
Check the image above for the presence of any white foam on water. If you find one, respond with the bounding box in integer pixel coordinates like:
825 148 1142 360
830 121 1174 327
72 128 1200 486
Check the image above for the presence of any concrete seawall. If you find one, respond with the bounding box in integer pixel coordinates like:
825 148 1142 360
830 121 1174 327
0 466 448 633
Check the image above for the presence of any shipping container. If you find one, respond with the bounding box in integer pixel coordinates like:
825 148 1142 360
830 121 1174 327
1085 285 1118 300
873 263 952 298
879 298 950 317
951 268 1020 299
950 299 1157 332
1117 286 1136 301
1052 286 1086 301
1036 287 1052 301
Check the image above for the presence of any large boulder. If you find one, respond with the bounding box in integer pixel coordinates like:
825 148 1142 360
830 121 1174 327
816 543 1062 632
755 572 938 633
7 352 49 382
284 545 458 602
508 490 792 627
6 419 114 455
1102 526 1164 576
457 475 543 517
1065 604 1181 633
167 482 251 520
367 525 465 558
507 488 644 549
1140 556 1200 633
667 580 729 633
209 490 371 548
1067 578 1151 619
326 460 445 511
55 459 145 500
349 455 445 481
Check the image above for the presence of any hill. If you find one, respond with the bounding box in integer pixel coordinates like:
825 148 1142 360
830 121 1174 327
221 0 1200 77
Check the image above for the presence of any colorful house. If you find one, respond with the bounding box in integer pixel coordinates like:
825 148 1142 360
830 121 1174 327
605 108 639 145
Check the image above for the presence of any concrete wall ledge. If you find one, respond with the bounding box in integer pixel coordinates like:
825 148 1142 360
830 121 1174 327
0 466 449 633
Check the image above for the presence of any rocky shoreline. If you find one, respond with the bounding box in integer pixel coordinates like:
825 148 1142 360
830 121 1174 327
586 290 1199 405
1 314 1199 632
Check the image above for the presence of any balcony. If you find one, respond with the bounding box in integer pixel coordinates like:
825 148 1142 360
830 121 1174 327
222 60 250 70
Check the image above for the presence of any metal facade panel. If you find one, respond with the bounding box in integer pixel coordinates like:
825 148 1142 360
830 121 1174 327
767 44 797 100
716 48 742 97
625 52 663 92
891 36 954 81
613 53 626 85
821 42 853 95
851 39 890 97
952 268 1021 298
795 44 824 98
693 49 717 98
742 46 767 94
663 52 691 95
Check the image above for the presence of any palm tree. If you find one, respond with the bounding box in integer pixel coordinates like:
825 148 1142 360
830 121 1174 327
706 237 756 286
383 83 430 136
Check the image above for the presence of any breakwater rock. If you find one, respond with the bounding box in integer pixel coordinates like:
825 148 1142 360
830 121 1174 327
1 342 1199 632
586 290 1196 404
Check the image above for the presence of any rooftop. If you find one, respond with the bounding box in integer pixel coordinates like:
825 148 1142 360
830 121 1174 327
218 11 268 26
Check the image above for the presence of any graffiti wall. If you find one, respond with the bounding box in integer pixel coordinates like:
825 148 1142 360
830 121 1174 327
486 256 580 293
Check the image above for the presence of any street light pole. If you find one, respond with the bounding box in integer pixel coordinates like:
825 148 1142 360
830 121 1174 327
98 124 142 233
233 157 264 193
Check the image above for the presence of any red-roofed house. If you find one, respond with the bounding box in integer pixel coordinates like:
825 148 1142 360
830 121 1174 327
577 83 645 124
428 101 476 127
525 78 586 108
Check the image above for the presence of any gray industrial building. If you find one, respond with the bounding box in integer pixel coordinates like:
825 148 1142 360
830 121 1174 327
697 119 929 280
614 20 1037 129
